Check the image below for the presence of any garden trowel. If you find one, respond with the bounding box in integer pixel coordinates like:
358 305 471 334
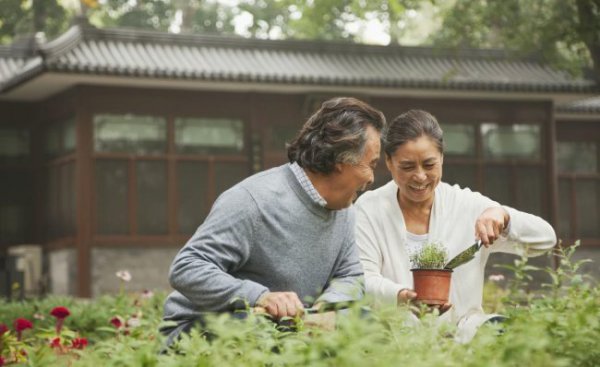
445 240 483 269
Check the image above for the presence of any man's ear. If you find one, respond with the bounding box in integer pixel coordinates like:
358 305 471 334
334 162 344 173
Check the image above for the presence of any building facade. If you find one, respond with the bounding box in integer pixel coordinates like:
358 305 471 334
0 23 598 297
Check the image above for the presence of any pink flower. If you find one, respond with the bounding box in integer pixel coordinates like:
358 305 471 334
0 356 4 366
13 318 33 340
71 337 88 349
0 323 8 335
115 270 132 282
50 306 71 334
50 337 62 348
141 289 154 299
110 317 123 329
488 274 505 282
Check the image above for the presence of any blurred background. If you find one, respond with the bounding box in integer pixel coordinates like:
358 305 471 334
0 0 598 298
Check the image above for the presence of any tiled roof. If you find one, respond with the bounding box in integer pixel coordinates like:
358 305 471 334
556 96 600 114
0 23 597 94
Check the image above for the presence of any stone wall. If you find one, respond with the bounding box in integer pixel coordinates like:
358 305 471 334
48 248 77 295
90 247 179 297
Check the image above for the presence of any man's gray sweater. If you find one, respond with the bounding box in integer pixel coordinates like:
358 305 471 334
163 164 364 323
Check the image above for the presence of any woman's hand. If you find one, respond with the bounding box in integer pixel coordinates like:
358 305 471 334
397 289 452 315
475 207 510 247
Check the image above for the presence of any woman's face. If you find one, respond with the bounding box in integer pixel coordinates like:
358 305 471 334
385 135 443 206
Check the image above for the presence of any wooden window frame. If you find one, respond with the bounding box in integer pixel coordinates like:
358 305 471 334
91 115 250 245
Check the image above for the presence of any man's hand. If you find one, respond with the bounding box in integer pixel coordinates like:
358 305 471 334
255 291 304 319
475 207 510 247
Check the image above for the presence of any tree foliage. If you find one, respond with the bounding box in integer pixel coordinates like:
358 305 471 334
0 0 598 79
430 0 600 79
0 0 71 44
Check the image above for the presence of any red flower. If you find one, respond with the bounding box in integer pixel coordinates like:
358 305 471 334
50 306 71 334
0 356 4 366
50 337 62 348
110 317 122 329
50 306 71 319
14 318 33 332
0 323 8 335
14 318 33 341
71 337 88 349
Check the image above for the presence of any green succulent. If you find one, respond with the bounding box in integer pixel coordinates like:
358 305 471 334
410 242 448 269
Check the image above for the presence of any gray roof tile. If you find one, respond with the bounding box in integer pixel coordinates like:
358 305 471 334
0 24 597 94
557 96 600 114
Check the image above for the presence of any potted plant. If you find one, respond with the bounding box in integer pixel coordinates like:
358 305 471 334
410 242 452 306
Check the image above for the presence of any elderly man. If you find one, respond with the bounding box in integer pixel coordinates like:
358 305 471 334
161 97 385 343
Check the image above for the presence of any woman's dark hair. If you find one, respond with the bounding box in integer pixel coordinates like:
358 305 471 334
383 110 444 157
287 97 386 174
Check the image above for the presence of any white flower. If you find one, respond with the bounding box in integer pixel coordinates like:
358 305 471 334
127 317 141 328
116 270 132 282
488 274 505 282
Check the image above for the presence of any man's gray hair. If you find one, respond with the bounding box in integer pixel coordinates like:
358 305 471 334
287 97 385 174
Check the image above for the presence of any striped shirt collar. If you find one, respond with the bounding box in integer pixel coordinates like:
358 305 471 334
289 162 328 207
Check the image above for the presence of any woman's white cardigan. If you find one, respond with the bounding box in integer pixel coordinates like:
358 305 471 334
355 180 557 341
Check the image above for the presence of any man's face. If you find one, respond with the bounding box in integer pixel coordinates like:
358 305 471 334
329 125 381 209
385 135 443 206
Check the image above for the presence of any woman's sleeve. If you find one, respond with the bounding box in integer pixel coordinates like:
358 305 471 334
489 206 557 257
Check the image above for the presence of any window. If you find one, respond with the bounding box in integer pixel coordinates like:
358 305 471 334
46 118 76 157
556 141 599 241
0 128 30 163
94 114 166 154
93 113 249 237
0 172 32 245
175 118 244 154
482 123 541 159
439 122 546 218
45 118 77 241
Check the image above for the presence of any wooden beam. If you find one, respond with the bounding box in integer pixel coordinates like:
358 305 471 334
75 92 93 297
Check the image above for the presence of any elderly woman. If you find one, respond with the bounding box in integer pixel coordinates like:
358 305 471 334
354 109 556 342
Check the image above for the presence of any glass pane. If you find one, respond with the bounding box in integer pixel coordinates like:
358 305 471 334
484 166 514 207
177 161 209 234
94 114 166 154
558 179 572 239
556 141 597 173
95 160 129 234
0 171 31 244
515 167 543 217
175 118 244 154
0 128 30 161
575 180 599 238
46 118 76 157
215 162 249 198
440 124 475 157
64 119 76 153
443 164 477 190
136 161 167 235
0 205 26 244
60 163 76 236
47 167 59 238
482 123 541 159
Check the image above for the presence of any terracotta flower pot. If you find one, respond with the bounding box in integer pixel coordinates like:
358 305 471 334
411 269 452 305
